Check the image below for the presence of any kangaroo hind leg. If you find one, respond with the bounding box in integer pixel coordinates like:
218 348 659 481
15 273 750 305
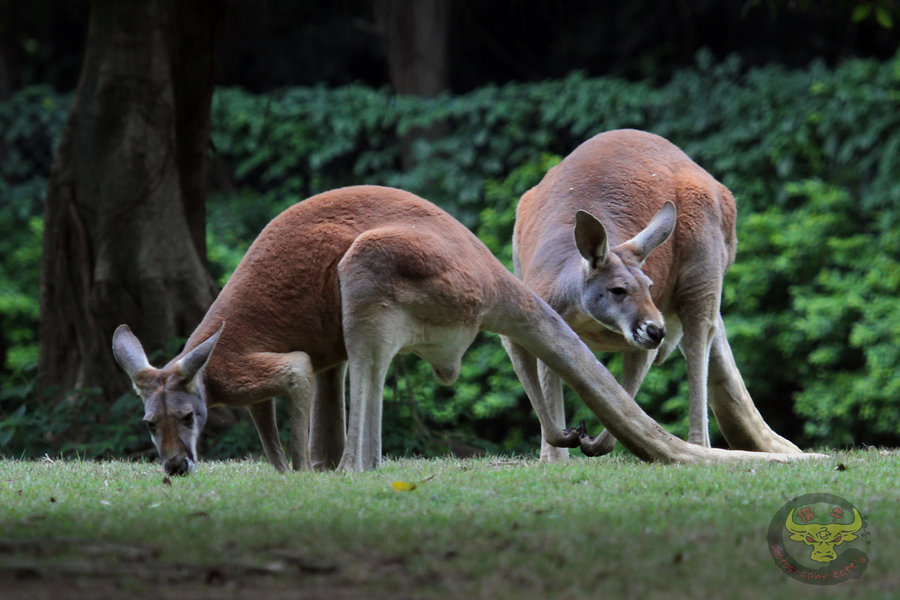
243 351 315 471
310 362 347 470
707 314 801 453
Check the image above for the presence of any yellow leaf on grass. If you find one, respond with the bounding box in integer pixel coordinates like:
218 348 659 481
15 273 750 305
392 481 417 492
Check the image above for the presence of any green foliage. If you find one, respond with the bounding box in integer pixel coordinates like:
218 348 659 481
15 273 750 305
0 86 66 380
4 51 900 460
851 0 897 28
729 180 900 445
0 387 146 459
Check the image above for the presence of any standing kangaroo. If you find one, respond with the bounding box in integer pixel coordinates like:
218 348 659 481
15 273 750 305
507 129 801 461
113 185 810 475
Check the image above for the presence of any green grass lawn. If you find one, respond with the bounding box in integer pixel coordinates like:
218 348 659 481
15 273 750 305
0 449 897 599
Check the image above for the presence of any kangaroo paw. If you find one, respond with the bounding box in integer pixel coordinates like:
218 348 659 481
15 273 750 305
579 428 617 457
553 425 584 449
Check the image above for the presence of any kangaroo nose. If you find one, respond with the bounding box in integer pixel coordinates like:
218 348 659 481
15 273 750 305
646 323 665 344
164 456 191 476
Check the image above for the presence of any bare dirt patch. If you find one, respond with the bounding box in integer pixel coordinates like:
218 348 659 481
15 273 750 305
0 538 415 600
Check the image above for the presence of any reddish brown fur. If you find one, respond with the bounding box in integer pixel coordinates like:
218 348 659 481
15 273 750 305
116 182 809 474
510 129 800 455
182 186 507 406
116 185 534 472
516 129 735 328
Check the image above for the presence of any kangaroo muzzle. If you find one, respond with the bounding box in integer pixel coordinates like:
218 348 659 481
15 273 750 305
163 454 196 476
633 320 665 349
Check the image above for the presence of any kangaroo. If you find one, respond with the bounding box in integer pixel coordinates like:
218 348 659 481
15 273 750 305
506 129 801 461
113 185 812 475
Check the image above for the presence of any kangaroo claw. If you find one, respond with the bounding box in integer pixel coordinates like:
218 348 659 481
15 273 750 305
557 426 583 448
579 428 617 457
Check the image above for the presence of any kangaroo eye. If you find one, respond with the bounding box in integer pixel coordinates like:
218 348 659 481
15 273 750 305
609 287 627 296
142 419 157 432
180 412 195 426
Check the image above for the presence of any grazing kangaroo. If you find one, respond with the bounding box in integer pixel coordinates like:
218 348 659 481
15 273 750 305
507 129 801 461
113 185 811 475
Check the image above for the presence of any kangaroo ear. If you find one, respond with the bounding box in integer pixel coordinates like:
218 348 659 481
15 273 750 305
625 201 676 264
174 322 224 383
574 210 610 269
112 325 151 380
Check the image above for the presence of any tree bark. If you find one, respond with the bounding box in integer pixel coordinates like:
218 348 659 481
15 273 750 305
375 0 450 97
38 0 222 406
374 0 450 171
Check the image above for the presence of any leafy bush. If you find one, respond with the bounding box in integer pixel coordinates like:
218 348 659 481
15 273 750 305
728 179 900 446
3 51 900 460
0 86 67 381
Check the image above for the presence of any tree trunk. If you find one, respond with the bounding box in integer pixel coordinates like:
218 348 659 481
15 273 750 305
375 0 450 170
375 0 450 97
38 0 222 407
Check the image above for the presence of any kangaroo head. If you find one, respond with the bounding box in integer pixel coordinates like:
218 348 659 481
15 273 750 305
573 202 676 350
111 323 223 476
